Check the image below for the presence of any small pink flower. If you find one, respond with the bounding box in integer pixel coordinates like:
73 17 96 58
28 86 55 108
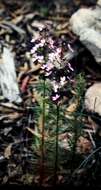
31 44 41 54
32 56 38 62
41 64 47 70
67 76 71 81
31 47 37 54
52 94 60 101
31 39 35 43
56 47 62 54
68 44 74 53
48 38 54 48
46 62 54 71
37 55 44 63
68 63 74 71
32 55 44 63
52 81 59 92
45 71 52 76
60 76 66 86
35 44 40 49
48 53 55 62
40 39 45 47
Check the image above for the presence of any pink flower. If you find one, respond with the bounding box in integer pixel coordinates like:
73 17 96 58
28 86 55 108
45 71 52 76
41 64 47 70
46 62 54 71
31 39 35 43
56 47 62 54
41 62 54 72
68 63 74 71
52 94 60 101
48 53 55 62
31 47 37 54
32 55 44 63
60 76 66 86
40 39 46 47
67 76 71 81
68 44 74 53
41 62 53 76
37 55 44 63
31 43 41 54
52 81 59 93
48 38 54 48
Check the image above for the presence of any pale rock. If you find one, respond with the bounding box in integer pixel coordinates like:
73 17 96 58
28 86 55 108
0 47 22 103
97 0 101 6
69 0 101 63
84 83 101 116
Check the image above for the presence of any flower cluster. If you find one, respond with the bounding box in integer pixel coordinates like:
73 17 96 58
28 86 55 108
30 28 74 103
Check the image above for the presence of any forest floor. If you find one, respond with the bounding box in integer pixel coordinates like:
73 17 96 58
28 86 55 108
0 0 101 188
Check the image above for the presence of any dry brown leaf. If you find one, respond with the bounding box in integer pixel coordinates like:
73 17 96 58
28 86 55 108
12 15 23 24
0 112 23 121
32 90 42 103
29 76 39 83
20 75 30 93
31 21 45 30
26 127 41 139
56 22 69 30
25 13 36 20
66 99 79 113
55 29 70 36
26 126 47 140
57 175 64 183
48 16 67 21
3 176 8 184
7 112 23 120
18 62 29 72
0 102 24 111
26 24 34 35
0 21 25 35
59 132 72 140
77 136 92 154
14 6 27 15
27 63 41 74
4 144 12 159
17 71 25 82
71 90 77 95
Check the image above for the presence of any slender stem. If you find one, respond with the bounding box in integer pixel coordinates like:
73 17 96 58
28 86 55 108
54 104 59 185
40 78 45 186
70 116 78 173
71 110 82 173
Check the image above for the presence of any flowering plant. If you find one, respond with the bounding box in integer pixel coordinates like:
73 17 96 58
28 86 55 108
30 28 87 186
31 28 74 103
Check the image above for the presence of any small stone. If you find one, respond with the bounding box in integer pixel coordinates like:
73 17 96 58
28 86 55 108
69 0 101 63
0 47 22 103
97 0 101 6
84 83 101 116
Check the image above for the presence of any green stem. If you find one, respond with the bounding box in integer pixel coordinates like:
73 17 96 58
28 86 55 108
71 124 77 171
70 114 79 173
40 78 45 186
54 104 59 185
